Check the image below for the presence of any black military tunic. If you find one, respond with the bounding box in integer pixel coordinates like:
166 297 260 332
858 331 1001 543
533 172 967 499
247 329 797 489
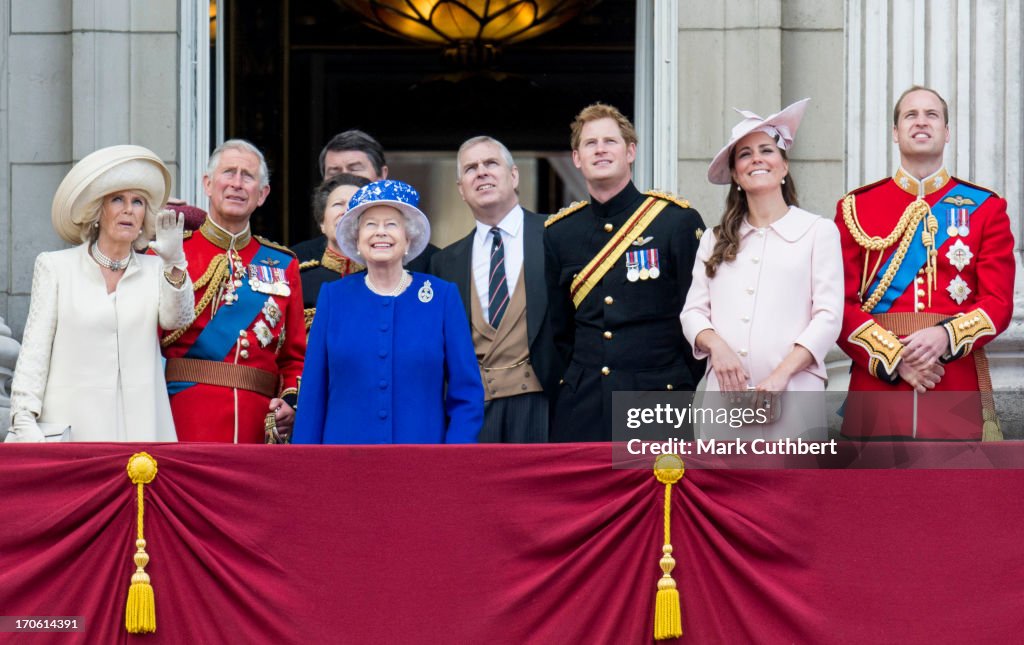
543 182 705 441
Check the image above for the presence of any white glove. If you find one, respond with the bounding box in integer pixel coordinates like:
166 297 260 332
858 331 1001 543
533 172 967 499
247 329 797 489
148 209 187 269
5 412 46 443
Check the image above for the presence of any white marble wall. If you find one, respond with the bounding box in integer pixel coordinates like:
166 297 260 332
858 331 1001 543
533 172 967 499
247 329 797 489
677 0 846 224
1 0 179 340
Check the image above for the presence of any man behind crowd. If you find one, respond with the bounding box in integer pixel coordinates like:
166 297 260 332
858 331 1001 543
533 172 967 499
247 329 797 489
836 85 1015 439
293 129 438 273
430 136 561 442
162 139 306 443
544 103 706 442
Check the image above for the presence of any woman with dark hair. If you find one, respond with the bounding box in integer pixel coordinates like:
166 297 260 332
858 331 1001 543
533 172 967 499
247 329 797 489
298 173 372 331
680 99 843 438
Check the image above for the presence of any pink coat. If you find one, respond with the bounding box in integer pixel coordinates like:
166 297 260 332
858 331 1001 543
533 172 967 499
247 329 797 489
681 206 843 392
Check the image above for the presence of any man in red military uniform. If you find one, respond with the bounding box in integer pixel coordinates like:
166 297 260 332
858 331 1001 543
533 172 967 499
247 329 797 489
836 86 1015 439
162 140 305 442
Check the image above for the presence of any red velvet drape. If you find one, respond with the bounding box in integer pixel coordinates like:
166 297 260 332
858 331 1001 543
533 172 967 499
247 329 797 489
1 443 1022 644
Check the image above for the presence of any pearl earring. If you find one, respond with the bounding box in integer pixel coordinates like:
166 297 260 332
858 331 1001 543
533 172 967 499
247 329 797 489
736 186 742 192
781 178 786 185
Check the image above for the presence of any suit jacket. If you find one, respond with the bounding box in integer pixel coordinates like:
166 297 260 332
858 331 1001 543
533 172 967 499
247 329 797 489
430 209 562 399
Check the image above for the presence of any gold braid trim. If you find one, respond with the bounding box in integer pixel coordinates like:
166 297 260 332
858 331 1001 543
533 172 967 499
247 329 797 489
848 320 904 376
160 255 230 347
943 308 996 358
645 190 690 210
254 235 297 258
843 196 933 312
544 200 588 227
299 259 320 271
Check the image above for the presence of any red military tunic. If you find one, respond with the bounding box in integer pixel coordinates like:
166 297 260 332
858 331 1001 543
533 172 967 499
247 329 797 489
835 168 1015 439
162 218 305 442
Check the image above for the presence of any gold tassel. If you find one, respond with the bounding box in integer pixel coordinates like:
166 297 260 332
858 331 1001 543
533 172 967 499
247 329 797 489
125 453 158 634
982 409 1003 442
653 454 685 640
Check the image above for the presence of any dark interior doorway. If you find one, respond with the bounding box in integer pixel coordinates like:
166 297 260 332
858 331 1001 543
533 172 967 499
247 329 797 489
225 0 635 244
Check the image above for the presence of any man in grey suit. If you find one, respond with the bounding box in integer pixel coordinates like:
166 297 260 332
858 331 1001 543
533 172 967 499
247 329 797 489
430 136 561 442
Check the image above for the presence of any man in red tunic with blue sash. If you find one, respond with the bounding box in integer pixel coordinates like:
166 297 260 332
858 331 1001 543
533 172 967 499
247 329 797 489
836 86 1015 439
161 140 305 442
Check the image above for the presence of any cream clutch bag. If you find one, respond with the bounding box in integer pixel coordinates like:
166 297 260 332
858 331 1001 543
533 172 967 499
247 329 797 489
40 423 71 442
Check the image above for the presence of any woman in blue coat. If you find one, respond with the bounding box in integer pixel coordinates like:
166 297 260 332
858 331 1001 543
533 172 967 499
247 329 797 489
293 180 483 443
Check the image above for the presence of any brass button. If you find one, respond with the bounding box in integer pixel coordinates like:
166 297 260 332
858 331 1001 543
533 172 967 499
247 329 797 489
604 223 613 232
603 331 613 340
604 296 614 305
239 330 248 337
601 366 610 376
915 302 925 311
241 339 251 348
916 289 925 297
666 384 674 391
916 277 924 285
240 349 249 359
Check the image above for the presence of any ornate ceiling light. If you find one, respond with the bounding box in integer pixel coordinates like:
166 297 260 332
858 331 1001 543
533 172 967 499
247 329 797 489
337 1 598 66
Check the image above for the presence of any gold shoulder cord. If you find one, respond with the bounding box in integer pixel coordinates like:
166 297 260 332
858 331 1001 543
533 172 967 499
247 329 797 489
842 195 936 312
160 254 229 347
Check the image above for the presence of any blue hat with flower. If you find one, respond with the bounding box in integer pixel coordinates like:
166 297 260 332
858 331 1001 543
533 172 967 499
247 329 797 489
335 179 432 263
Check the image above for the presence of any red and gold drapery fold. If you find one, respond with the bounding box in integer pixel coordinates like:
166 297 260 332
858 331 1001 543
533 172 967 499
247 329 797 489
1 443 1022 643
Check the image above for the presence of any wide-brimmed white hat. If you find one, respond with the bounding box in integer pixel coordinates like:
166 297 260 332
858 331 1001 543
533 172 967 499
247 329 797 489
51 145 171 245
335 180 431 263
707 98 811 185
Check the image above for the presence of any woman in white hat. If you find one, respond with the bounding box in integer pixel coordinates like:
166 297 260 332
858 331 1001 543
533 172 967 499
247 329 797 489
680 99 843 439
293 179 483 444
5 145 194 442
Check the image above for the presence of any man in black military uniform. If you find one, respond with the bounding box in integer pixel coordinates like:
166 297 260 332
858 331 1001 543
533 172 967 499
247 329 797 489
544 103 705 441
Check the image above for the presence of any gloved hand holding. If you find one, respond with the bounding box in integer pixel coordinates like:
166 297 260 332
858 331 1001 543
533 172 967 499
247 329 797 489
5 412 46 443
148 209 187 270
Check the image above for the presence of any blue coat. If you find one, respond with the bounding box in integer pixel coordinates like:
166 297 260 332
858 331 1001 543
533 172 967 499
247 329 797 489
293 272 483 444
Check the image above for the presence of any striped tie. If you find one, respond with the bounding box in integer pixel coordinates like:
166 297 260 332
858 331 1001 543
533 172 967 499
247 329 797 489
488 227 509 328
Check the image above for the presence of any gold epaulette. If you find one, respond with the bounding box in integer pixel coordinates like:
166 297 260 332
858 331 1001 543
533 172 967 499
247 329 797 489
255 235 297 258
645 190 690 210
299 259 321 271
544 200 588 228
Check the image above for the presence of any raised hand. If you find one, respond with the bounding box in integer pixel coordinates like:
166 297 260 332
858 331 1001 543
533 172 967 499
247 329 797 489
148 209 187 269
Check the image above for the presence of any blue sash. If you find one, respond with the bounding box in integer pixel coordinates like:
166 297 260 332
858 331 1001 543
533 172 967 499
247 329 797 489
866 183 990 314
168 245 291 395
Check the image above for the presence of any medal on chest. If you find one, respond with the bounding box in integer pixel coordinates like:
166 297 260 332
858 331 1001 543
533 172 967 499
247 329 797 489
248 264 291 297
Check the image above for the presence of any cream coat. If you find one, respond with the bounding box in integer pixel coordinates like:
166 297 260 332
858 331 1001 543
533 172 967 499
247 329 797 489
7 244 194 442
680 207 843 438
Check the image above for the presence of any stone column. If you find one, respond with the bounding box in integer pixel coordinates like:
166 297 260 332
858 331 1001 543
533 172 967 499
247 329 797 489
846 0 1024 432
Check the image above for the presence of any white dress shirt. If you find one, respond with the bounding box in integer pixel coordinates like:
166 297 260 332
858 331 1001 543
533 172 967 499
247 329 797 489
472 205 525 321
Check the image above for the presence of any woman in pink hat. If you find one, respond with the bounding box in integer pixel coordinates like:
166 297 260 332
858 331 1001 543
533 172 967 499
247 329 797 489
5 145 194 442
680 99 843 439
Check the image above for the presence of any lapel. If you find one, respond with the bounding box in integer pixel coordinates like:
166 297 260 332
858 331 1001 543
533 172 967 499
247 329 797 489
450 229 475 321
522 209 546 347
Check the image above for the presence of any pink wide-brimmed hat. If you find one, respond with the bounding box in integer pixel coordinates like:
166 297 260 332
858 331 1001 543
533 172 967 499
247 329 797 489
707 98 811 185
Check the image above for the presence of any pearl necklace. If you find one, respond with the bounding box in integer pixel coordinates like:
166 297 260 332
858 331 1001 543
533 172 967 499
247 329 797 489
365 270 411 297
90 243 132 271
